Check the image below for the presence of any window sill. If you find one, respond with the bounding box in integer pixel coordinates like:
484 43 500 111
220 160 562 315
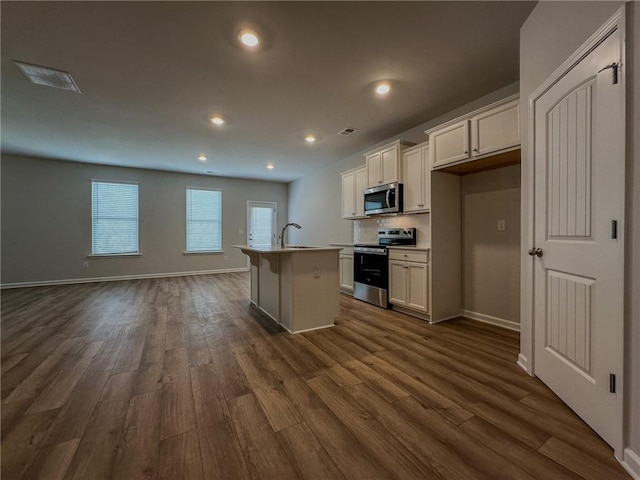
87 253 141 258
183 250 225 256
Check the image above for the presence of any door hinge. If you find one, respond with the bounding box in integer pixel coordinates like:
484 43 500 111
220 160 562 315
611 220 618 239
609 373 616 393
598 62 619 84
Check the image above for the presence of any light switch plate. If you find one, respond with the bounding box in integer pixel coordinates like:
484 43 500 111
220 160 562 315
497 220 506 231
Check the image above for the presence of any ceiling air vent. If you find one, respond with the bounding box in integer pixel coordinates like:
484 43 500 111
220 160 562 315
337 127 358 136
14 61 81 93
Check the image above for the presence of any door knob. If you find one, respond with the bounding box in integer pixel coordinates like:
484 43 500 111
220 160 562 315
528 248 543 257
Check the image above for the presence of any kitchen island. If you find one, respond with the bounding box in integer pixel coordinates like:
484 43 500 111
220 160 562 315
233 245 342 333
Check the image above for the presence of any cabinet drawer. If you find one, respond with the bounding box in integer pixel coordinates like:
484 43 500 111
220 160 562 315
389 249 429 263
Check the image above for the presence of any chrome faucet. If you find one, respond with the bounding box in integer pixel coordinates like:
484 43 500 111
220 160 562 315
280 222 302 248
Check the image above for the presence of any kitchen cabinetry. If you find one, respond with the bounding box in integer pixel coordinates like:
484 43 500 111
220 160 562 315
428 120 470 169
341 166 367 219
389 248 430 317
426 95 520 172
402 142 431 213
338 246 354 294
365 140 413 187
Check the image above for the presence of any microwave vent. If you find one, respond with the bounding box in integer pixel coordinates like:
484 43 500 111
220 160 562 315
337 127 357 136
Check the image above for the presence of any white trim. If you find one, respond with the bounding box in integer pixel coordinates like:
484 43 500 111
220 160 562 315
90 178 139 186
0 267 249 289
621 448 640 480
87 253 141 258
281 323 336 335
517 353 532 375
429 313 461 324
182 250 225 255
462 309 520 331
391 304 430 322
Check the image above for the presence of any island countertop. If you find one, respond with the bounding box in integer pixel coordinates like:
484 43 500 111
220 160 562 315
233 245 340 333
232 245 343 254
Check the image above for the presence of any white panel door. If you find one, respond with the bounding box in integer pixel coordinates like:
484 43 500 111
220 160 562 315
248 202 276 248
532 24 624 450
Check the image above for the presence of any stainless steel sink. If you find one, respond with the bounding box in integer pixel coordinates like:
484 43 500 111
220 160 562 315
286 245 318 249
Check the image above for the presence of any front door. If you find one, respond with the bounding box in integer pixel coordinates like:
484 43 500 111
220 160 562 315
532 15 625 451
247 202 276 248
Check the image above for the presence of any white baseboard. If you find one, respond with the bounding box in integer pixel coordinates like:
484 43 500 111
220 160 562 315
517 353 533 375
429 313 462 324
0 267 249 289
462 309 520 332
622 447 640 480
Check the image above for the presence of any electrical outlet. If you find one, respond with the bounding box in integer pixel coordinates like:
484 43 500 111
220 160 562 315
313 266 320 278
239 229 244 235
223 255 228 261
83 261 89 268
497 220 506 232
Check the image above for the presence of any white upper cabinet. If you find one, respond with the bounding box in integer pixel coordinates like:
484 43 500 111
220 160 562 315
402 142 431 213
341 165 367 219
429 120 470 169
365 140 413 187
353 167 367 216
471 98 520 157
426 94 520 171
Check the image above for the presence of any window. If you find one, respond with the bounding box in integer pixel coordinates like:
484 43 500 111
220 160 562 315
186 188 222 252
91 181 139 255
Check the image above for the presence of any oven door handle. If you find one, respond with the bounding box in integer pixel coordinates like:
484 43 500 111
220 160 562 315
354 248 387 255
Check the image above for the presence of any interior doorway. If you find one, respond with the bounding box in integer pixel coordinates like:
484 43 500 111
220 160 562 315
528 9 625 454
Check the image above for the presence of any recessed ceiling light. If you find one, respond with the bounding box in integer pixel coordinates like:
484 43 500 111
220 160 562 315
198 154 207 162
239 29 260 48
305 135 316 143
210 115 225 126
375 82 391 95
266 163 275 170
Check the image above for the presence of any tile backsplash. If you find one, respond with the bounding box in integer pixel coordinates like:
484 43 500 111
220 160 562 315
354 213 431 246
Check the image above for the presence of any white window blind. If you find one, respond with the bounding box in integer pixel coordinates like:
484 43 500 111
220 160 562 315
91 181 139 255
186 188 222 252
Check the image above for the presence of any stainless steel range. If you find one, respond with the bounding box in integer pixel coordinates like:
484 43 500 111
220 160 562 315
353 228 416 308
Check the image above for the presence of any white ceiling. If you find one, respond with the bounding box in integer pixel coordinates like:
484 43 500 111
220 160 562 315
1 1 536 182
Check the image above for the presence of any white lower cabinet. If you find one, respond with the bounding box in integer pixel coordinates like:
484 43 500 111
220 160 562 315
389 249 430 316
339 247 354 294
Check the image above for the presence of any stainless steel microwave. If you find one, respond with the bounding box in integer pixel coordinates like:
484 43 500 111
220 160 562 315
364 183 403 215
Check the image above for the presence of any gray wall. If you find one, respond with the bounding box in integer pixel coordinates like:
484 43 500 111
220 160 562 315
520 0 639 465
462 165 521 324
1 154 288 285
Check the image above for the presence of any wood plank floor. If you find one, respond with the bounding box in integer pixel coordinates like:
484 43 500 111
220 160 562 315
1 272 631 480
